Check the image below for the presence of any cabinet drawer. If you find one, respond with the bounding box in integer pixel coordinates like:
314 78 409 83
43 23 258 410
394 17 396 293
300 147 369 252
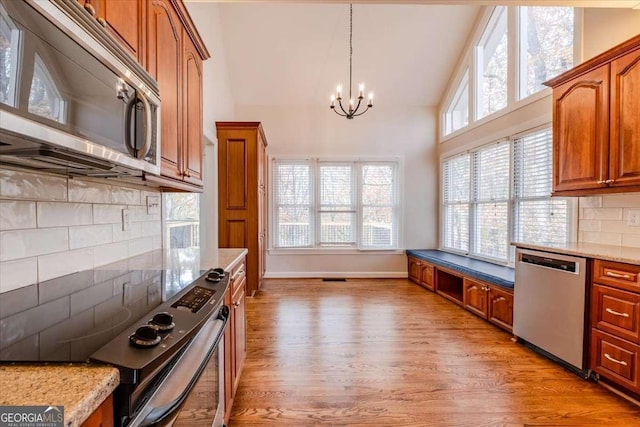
230 260 247 294
594 260 640 293
591 329 640 392
592 284 640 343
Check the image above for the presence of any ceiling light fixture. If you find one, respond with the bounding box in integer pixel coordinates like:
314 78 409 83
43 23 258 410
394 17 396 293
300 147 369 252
330 4 373 119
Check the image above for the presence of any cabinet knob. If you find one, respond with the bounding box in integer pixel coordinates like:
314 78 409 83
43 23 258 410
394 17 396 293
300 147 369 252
97 17 106 27
183 170 191 178
604 179 615 184
83 0 96 16
233 301 241 307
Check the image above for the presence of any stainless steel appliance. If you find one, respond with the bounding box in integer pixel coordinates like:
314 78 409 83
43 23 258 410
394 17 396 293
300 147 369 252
0 0 160 177
514 248 588 375
0 252 229 427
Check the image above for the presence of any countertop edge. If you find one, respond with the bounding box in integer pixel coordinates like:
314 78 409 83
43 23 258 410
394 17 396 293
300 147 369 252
222 248 248 271
512 241 640 266
66 367 119 427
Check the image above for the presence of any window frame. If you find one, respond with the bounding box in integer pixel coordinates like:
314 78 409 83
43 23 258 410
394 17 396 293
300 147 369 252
271 157 401 252
440 126 575 266
440 5 581 140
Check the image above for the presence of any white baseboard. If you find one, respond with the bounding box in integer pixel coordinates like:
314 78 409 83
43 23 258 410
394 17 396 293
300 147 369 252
263 271 409 279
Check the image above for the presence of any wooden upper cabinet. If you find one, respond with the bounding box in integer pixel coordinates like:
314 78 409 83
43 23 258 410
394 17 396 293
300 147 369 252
77 0 145 62
182 32 204 186
545 35 640 195
609 49 640 188
148 0 182 180
552 65 609 193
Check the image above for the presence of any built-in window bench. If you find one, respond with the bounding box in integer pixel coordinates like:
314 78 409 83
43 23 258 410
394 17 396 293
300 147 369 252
406 250 515 332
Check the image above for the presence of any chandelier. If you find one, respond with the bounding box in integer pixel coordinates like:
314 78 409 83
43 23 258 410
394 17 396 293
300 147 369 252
330 4 373 119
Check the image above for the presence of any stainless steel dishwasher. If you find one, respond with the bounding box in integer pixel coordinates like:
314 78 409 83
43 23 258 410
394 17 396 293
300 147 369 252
514 248 588 375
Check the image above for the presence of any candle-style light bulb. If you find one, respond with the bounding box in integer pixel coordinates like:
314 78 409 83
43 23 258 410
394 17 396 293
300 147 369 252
336 85 343 99
358 83 364 98
330 94 336 108
368 92 374 106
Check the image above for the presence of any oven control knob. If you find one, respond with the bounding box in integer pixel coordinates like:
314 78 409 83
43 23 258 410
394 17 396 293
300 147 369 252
149 312 175 331
129 325 161 347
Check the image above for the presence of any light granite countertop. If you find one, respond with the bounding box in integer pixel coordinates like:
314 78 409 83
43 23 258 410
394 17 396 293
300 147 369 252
0 248 247 426
512 241 640 265
0 364 119 427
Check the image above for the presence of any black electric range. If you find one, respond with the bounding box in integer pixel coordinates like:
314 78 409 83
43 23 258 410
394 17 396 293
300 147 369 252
0 249 226 363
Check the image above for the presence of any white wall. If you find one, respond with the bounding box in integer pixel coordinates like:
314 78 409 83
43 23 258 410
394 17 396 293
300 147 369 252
234 105 438 277
185 2 236 258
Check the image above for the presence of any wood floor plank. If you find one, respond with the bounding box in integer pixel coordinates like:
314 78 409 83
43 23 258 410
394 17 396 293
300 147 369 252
229 278 640 426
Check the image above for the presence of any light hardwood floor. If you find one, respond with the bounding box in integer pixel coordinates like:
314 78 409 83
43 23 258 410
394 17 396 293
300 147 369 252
229 278 640 426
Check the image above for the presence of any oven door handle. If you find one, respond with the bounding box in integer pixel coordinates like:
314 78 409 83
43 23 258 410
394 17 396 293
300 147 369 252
129 305 230 427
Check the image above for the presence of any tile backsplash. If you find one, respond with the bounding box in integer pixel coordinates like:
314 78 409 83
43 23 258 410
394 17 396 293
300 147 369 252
578 193 640 248
0 169 162 293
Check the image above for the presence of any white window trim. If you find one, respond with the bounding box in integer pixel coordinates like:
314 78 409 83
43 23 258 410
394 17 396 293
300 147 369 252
439 6 583 141
270 156 402 252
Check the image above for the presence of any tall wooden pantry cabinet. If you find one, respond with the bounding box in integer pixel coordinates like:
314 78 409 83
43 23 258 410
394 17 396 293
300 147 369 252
217 122 268 296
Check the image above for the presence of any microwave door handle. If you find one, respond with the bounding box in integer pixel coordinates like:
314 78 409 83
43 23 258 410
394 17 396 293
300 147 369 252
124 91 152 160
132 307 230 427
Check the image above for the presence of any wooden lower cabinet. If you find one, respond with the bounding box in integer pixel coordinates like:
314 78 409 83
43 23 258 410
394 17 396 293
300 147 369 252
407 257 435 291
590 259 640 395
408 257 422 283
223 257 247 424
463 278 513 333
80 395 113 427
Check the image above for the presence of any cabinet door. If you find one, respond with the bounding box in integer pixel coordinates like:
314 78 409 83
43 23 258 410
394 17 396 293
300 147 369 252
591 328 640 393
102 0 144 62
182 33 203 185
487 286 513 332
552 65 610 193
420 263 434 291
223 286 233 425
148 0 182 179
407 257 421 283
80 395 113 427
232 276 247 396
609 48 640 188
464 279 488 319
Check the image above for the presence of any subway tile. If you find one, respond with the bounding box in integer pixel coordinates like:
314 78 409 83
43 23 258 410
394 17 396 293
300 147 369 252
141 221 161 237
579 196 603 209
37 202 93 228
582 208 624 221
599 219 640 235
38 248 94 282
70 279 114 316
68 180 112 204
128 205 160 222
0 297 69 349
603 193 640 208
112 187 141 205
38 269 95 304
0 258 38 293
69 224 112 249
0 284 38 319
93 204 125 224
581 231 622 246
622 234 640 249
578 220 601 232
0 228 68 262
93 241 129 267
0 201 36 230
0 335 39 361
128 237 153 257
0 169 67 201
112 222 141 242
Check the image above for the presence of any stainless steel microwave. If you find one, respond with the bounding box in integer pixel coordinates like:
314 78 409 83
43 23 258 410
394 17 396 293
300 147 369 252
0 0 160 177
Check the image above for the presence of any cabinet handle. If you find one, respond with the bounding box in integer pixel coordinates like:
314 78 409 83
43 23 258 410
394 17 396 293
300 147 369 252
605 307 630 318
604 179 615 184
97 17 106 27
483 286 490 292
604 353 628 366
605 271 632 280
596 180 605 184
232 267 245 281
83 0 96 16
233 301 241 307
183 170 191 178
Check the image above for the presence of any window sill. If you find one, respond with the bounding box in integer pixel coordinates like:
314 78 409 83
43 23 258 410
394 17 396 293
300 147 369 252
268 248 404 256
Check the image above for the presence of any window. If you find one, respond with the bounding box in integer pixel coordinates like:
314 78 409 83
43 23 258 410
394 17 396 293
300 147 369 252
518 7 574 99
273 159 399 249
476 6 508 119
441 6 578 137
0 3 20 107
164 193 200 249
513 128 568 244
29 54 66 123
441 127 570 264
444 69 469 134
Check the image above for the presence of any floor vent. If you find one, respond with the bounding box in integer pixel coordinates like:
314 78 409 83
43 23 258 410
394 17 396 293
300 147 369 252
322 278 347 282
